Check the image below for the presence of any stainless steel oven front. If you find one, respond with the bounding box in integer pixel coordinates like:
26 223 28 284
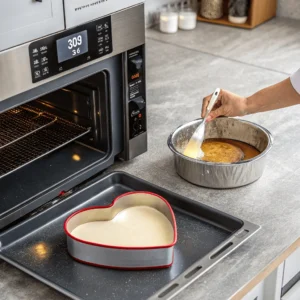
0 4 147 230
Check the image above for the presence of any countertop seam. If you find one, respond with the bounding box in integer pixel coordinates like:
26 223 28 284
146 36 291 77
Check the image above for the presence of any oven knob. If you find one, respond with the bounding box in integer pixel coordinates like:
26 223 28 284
129 56 143 73
132 97 145 110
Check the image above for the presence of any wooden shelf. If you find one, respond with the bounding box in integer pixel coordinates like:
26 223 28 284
197 0 277 29
197 15 253 29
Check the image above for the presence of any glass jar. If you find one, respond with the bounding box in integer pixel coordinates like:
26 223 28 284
179 8 197 30
228 0 249 24
201 0 223 20
160 11 179 34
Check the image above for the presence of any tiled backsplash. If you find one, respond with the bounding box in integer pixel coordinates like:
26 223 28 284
145 0 300 27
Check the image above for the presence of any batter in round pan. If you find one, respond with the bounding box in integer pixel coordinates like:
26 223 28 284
71 206 174 247
201 139 244 163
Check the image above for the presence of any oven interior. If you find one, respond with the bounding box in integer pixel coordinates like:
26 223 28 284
0 70 116 229
0 71 110 179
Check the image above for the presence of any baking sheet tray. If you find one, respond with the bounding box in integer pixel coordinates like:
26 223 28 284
0 172 259 300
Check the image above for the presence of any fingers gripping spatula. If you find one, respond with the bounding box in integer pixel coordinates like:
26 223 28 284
183 88 221 159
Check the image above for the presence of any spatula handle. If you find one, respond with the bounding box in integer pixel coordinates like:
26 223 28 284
205 88 221 119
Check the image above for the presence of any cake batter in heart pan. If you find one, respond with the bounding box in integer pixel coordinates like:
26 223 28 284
64 191 177 269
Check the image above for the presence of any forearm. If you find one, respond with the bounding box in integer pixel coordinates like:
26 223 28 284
246 78 300 114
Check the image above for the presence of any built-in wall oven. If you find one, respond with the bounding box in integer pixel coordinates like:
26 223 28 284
0 2 147 229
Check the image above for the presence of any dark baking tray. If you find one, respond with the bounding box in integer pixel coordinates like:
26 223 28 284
0 171 259 300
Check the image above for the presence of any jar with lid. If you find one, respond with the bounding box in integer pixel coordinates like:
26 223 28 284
179 6 197 30
228 0 250 24
201 0 224 20
160 5 179 34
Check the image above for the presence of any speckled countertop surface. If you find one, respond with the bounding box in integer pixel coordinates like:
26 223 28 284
1 17 300 300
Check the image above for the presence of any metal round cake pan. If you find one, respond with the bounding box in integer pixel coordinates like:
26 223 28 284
168 117 273 189
64 191 177 269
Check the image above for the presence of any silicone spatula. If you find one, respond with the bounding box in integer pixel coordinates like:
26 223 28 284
183 88 221 159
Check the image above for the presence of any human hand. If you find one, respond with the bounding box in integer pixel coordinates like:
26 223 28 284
201 89 248 122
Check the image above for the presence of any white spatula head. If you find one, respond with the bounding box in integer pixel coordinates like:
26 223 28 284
183 88 221 159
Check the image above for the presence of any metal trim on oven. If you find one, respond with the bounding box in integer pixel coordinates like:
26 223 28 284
0 4 145 103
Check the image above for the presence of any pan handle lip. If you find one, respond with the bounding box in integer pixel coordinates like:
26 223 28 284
64 191 178 250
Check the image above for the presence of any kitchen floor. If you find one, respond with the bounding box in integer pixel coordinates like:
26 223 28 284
1 17 300 300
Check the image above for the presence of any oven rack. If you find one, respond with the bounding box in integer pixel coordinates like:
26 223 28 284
0 106 57 149
0 105 91 178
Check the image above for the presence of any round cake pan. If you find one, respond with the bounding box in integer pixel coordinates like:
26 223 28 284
64 192 177 269
168 117 273 189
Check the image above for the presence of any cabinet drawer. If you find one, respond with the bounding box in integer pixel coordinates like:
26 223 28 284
64 0 144 28
0 0 64 51
283 247 300 287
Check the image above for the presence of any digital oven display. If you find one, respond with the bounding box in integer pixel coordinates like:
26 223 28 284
29 16 113 83
56 30 88 63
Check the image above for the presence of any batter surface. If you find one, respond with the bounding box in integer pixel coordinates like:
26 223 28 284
71 206 174 247
201 138 260 163
183 138 260 163
201 140 244 163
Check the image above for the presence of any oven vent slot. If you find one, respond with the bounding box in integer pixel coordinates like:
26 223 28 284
0 105 91 178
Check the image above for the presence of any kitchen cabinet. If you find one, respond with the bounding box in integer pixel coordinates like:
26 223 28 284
282 247 300 288
242 247 300 300
242 281 264 300
0 0 65 51
242 264 284 300
63 0 144 28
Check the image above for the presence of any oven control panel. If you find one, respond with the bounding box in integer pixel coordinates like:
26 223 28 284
127 46 146 140
29 16 113 83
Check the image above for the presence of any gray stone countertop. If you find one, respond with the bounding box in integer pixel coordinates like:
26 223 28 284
1 17 300 300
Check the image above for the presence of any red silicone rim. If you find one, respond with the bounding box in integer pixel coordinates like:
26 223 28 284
64 191 177 250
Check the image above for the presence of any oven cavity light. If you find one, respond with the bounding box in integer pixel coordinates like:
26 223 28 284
72 154 81 161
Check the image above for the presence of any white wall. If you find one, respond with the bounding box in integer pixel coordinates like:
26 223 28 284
145 0 176 13
277 0 300 20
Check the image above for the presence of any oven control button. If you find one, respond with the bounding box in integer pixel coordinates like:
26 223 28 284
42 66 49 76
132 97 145 110
34 70 41 79
129 56 143 73
96 24 104 32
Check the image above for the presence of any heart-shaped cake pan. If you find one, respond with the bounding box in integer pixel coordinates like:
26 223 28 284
64 191 177 269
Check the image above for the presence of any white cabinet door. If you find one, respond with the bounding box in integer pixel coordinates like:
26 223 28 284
283 247 300 287
0 0 65 51
64 0 144 28
242 263 284 300
242 281 264 300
